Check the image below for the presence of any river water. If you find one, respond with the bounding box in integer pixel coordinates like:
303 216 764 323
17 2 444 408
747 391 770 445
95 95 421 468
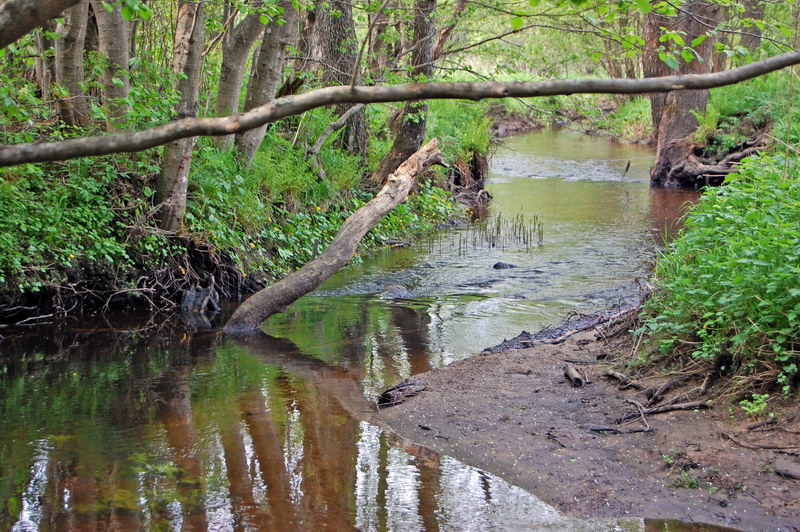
0 130 699 531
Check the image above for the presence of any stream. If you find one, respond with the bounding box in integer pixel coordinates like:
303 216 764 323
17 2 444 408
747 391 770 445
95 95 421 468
1 130 702 531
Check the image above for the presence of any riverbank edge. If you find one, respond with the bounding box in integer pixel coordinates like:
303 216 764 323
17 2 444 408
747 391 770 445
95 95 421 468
377 324 800 531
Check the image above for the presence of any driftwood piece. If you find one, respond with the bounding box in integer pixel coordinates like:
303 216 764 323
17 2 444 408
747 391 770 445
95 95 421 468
225 139 443 333
603 369 646 390
377 379 427 409
564 363 586 387
645 375 691 406
775 469 800 481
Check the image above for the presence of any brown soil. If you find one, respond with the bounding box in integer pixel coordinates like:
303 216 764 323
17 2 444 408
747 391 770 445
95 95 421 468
378 330 800 531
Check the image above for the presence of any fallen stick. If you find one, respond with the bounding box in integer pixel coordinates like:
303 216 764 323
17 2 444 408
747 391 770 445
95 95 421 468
775 469 800 481
659 373 712 408
645 375 691 406
617 400 709 424
624 398 650 430
564 363 586 387
542 307 639 345
603 369 645 390
580 425 653 435
722 432 800 451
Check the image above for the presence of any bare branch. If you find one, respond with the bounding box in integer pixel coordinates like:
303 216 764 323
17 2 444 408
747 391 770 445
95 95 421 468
1 50 799 167
0 0 82 49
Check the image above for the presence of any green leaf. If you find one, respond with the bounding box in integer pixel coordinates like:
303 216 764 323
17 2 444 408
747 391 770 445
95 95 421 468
634 0 652 14
690 35 708 47
528 0 541 7
680 48 694 63
120 4 134 20
510 17 524 31
659 52 679 70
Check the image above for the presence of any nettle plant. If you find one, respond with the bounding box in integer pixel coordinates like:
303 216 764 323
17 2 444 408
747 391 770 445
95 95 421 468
640 154 800 394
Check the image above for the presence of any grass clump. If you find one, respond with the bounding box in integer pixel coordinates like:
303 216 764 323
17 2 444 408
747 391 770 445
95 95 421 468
639 154 800 395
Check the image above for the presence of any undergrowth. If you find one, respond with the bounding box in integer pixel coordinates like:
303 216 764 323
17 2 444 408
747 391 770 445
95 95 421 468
638 154 800 395
0 102 474 318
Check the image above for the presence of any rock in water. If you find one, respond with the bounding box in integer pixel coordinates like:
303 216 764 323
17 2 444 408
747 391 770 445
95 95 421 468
381 285 412 299
493 262 518 269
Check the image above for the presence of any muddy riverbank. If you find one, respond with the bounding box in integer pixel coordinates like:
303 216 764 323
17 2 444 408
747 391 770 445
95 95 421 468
378 327 800 531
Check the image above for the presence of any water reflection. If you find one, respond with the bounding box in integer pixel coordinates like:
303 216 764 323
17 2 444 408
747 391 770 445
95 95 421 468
1 322 636 530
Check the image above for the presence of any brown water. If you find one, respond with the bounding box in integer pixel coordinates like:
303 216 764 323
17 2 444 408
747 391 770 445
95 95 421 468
0 130 703 531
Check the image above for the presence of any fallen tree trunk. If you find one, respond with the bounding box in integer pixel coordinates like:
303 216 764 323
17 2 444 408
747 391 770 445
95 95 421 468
224 139 443 333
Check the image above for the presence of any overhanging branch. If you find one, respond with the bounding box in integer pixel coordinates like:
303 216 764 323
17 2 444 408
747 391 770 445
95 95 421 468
0 0 83 50
1 50 799 167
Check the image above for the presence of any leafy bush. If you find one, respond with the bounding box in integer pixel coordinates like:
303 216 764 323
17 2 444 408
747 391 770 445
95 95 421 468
639 154 800 393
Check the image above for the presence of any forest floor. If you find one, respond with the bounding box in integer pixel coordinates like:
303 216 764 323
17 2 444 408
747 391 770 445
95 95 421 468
378 325 800 531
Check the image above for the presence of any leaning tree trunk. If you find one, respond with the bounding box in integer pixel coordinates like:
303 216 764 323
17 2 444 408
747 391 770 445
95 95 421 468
54 1 90 127
372 0 437 184
312 0 368 157
234 1 298 163
155 0 205 231
214 9 264 150
644 0 720 188
225 139 443 333
92 0 130 129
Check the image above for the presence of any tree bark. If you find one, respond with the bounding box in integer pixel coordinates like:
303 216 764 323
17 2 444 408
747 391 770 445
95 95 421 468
54 1 90 127
644 0 721 187
234 1 298 163
33 20 56 104
2 50 800 167
214 9 264 150
225 139 443 333
92 0 130 129
740 0 765 51
373 0 437 184
0 0 83 50
156 0 205 231
312 0 368 157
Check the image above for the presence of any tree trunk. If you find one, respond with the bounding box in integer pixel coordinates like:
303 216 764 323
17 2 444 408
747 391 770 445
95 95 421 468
155 0 205 231
741 0 764 51
644 0 721 187
225 139 443 333
214 10 264 150
312 0 368 157
33 20 56 104
234 1 298 163
372 0 437 184
91 0 130 129
54 1 90 127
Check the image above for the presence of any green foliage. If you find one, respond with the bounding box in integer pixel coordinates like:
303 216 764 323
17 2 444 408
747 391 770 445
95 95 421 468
639 154 800 393
692 72 800 155
739 393 773 419
426 100 492 162
0 160 129 290
595 96 652 141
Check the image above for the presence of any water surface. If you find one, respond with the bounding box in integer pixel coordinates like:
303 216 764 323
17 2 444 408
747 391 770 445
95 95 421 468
0 130 700 530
